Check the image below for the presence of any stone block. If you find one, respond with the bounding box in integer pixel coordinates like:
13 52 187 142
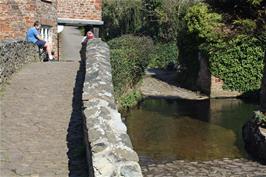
120 163 143 177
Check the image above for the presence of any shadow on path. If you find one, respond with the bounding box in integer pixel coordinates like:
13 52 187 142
146 68 180 86
66 46 90 177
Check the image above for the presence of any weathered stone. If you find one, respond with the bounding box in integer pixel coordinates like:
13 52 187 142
120 163 143 177
0 41 39 86
88 128 105 143
83 39 142 177
93 157 116 177
119 133 133 149
112 147 139 162
242 116 266 164
91 142 108 153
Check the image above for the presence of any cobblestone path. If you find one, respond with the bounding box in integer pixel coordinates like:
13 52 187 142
0 61 88 177
141 158 266 177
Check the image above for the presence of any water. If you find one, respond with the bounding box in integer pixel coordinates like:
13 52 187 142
125 98 258 161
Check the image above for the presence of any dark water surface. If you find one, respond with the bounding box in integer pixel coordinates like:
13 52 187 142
125 98 258 161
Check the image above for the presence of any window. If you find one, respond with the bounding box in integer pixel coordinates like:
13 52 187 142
40 26 52 43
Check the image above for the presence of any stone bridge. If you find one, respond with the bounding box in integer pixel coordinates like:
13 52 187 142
1 27 266 177
0 27 142 177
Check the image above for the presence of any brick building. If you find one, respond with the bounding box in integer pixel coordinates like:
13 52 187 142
0 0 103 58
0 0 57 44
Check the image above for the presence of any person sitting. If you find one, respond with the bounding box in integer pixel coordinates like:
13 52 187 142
26 21 55 61
81 31 94 45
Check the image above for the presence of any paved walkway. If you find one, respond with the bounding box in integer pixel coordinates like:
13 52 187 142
60 26 84 60
141 158 266 177
0 27 88 177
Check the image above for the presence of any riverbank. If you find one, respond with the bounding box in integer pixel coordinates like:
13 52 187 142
138 69 208 100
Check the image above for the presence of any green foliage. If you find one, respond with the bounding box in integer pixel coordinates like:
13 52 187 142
184 2 222 41
110 48 141 97
108 35 153 106
247 0 263 6
175 1 204 89
102 0 187 42
254 111 266 124
119 90 142 110
204 35 264 92
148 42 178 69
108 34 154 70
142 0 181 42
102 0 142 40
177 1 265 93
233 19 257 33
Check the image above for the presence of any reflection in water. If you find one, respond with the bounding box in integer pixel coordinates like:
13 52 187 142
125 98 258 161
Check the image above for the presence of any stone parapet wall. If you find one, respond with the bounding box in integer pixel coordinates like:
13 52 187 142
82 39 143 177
0 41 39 85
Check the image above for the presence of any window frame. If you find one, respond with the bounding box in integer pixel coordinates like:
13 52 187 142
40 25 52 43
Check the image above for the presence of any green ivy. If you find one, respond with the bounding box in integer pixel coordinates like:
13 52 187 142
178 2 265 93
204 35 264 92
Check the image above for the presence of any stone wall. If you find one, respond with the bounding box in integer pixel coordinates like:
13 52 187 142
197 53 242 98
210 76 242 98
0 41 39 85
57 0 102 21
196 52 211 95
82 39 143 177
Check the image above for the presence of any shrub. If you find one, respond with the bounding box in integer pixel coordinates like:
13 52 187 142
178 2 264 93
108 35 153 108
204 35 264 92
184 2 222 42
148 42 178 69
254 111 266 125
118 90 142 110
110 48 142 97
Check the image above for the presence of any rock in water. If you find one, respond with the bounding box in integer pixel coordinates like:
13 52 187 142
242 116 266 164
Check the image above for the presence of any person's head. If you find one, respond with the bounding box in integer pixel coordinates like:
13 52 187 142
34 21 41 30
87 31 94 39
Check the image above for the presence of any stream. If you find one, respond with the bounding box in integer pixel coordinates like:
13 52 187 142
125 98 258 162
